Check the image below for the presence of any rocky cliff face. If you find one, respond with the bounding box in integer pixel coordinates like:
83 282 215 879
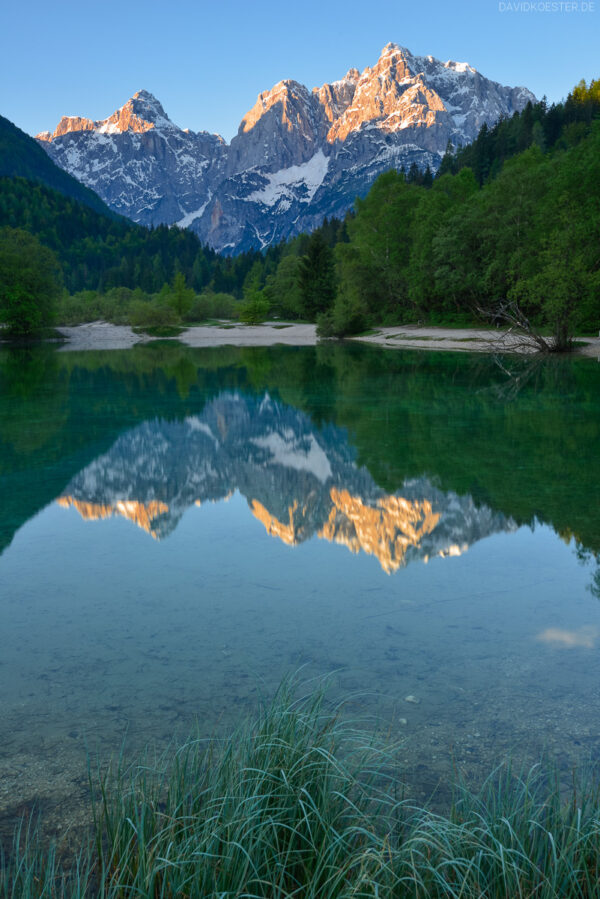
57 392 515 574
37 46 535 253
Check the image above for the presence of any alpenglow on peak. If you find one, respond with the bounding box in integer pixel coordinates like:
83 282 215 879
37 90 178 142
37 44 535 252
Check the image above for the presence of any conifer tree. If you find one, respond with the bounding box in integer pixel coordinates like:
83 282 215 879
168 271 194 318
298 231 336 320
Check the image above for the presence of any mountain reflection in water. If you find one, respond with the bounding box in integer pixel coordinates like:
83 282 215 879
57 391 515 573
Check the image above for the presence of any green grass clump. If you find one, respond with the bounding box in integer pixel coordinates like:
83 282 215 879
1 818 95 898
399 764 600 898
4 681 600 897
94 681 397 897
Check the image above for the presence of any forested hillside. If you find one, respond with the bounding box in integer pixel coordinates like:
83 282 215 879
0 115 114 215
0 177 267 296
0 171 346 312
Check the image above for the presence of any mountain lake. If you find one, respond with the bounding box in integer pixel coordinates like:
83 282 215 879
1 340 599 841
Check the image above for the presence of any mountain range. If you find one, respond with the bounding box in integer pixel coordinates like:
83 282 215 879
36 44 535 253
57 391 516 574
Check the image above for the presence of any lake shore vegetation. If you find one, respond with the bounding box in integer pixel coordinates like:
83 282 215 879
3 680 600 897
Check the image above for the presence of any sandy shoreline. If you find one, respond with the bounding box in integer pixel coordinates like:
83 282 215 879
54 321 318 351
181 322 318 347
354 325 600 357
48 321 600 357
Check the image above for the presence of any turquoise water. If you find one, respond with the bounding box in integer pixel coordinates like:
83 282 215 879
1 342 599 834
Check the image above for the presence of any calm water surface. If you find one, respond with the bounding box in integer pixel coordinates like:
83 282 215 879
1 342 599 836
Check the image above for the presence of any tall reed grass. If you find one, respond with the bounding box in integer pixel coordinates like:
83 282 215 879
2 680 600 897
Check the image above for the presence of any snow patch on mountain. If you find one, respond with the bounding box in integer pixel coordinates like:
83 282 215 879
247 150 329 207
176 193 212 228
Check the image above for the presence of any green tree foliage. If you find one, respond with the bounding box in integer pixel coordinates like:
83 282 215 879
432 148 548 314
168 271 195 318
298 231 336 319
0 177 269 301
129 300 178 329
508 183 599 348
263 254 303 318
407 168 478 319
239 290 270 324
316 289 367 338
0 227 61 335
331 170 421 332
571 77 600 105
242 259 265 295
185 291 238 323
432 126 600 346
239 262 271 324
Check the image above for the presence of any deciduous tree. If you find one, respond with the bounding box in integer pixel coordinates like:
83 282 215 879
0 227 61 335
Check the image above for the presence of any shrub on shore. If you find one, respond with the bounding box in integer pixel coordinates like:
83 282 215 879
55 286 242 329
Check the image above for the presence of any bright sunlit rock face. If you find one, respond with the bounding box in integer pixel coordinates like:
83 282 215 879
38 91 176 141
324 47 445 144
251 499 302 546
318 489 443 574
57 497 169 539
36 45 535 253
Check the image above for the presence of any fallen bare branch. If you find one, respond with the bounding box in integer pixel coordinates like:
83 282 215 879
476 300 555 353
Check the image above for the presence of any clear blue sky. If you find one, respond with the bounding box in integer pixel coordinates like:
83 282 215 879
2 0 598 141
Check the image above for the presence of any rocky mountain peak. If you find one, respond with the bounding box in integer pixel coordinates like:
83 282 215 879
313 71 358 126
230 79 323 173
324 44 431 143
37 90 177 142
342 68 361 83
372 42 417 77
239 80 313 135
121 90 176 129
37 115 96 142
97 90 177 135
